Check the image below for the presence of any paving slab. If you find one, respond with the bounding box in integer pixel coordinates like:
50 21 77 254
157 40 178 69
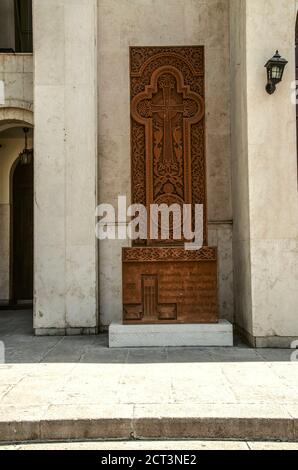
1 440 250 450
0 311 297 443
2 440 298 450
248 441 298 450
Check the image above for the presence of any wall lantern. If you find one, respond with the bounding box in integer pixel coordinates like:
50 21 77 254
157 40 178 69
265 50 288 95
19 127 33 165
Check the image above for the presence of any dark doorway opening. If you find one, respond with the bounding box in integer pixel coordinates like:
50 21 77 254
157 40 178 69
11 157 33 304
14 0 33 53
0 0 33 53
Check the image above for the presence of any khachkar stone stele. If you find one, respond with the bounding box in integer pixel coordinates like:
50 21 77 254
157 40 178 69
123 46 218 324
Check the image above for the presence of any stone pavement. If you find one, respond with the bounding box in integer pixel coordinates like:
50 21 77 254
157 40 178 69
0 310 298 443
1 440 298 450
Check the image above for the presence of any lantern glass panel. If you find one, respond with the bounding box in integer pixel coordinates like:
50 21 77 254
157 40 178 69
271 65 281 80
20 150 33 165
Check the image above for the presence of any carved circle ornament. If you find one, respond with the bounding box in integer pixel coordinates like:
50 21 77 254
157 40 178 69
132 67 204 126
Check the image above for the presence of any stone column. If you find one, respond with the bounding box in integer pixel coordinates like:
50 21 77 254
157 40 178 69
230 0 298 347
33 0 98 335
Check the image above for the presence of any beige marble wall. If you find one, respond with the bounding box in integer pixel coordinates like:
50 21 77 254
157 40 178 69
209 223 234 322
230 0 298 345
229 0 253 335
33 0 98 334
98 0 233 325
246 0 298 342
0 54 33 111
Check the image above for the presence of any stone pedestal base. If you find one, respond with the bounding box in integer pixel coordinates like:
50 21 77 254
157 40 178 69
109 320 233 348
123 247 218 324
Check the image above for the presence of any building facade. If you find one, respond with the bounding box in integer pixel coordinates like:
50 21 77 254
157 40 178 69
0 0 297 347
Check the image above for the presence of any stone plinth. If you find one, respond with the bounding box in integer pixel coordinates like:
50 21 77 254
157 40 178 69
109 320 233 348
123 247 218 324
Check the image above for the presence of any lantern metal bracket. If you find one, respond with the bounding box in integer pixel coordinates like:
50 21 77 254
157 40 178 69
19 127 33 165
265 82 276 95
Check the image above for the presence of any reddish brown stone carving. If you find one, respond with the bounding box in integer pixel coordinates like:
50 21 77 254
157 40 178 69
123 46 218 324
123 247 218 324
130 46 207 245
123 246 217 263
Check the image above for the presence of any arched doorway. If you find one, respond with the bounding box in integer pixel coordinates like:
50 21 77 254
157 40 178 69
11 155 33 303
0 116 34 337
0 124 33 312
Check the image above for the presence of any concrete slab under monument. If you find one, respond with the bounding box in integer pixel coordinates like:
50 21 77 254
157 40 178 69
109 320 233 348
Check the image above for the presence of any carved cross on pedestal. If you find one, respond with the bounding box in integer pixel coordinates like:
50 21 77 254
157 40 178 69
124 275 177 323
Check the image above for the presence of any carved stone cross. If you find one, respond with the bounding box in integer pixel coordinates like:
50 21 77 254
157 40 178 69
151 74 186 164
124 274 177 323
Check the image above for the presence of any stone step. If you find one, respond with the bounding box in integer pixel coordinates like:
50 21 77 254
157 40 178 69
0 414 296 443
109 321 234 348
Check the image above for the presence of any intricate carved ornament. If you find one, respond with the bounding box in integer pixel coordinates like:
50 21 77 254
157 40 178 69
130 46 207 245
124 47 218 325
123 247 217 263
